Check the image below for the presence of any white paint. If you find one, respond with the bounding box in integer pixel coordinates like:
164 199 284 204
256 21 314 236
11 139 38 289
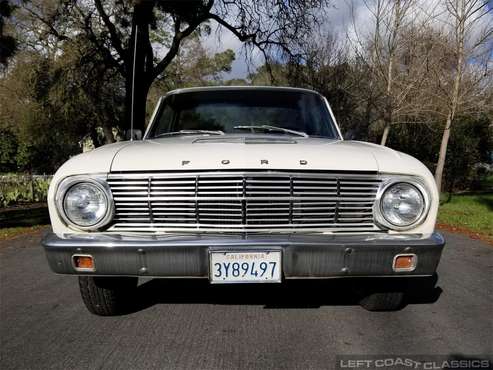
48 87 439 237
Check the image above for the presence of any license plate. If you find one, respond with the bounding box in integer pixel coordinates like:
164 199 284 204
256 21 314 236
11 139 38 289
209 251 282 283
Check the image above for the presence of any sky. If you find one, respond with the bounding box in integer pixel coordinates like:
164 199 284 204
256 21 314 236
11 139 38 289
203 0 493 80
201 1 375 79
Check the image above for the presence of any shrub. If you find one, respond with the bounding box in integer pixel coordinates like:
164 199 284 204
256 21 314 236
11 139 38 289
0 174 52 207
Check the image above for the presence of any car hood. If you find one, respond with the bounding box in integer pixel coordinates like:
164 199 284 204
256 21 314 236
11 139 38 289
105 135 427 175
108 135 374 172
54 135 430 178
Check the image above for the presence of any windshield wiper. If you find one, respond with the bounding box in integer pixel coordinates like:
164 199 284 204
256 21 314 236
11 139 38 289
233 125 308 138
153 130 225 138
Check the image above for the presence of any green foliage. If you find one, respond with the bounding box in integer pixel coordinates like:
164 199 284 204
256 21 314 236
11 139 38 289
0 175 52 207
0 36 134 173
158 32 236 89
248 63 289 86
445 115 492 191
2 24 236 176
386 115 492 191
147 31 236 119
0 51 86 173
0 128 17 172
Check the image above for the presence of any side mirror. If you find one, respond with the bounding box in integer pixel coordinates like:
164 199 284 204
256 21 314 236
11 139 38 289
125 129 143 141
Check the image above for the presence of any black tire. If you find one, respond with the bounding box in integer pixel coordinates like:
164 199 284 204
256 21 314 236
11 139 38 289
359 291 405 311
78 276 138 316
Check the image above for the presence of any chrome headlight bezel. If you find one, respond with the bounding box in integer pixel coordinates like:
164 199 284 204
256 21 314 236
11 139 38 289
55 175 114 231
373 177 431 231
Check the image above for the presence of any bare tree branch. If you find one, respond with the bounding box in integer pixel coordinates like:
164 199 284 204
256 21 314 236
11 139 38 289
93 0 126 61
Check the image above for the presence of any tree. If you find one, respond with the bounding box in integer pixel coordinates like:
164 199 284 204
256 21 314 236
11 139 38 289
349 0 444 146
0 39 235 173
153 30 235 91
432 0 492 192
282 32 360 138
0 51 85 173
16 0 326 133
146 30 235 117
248 63 289 86
0 0 16 69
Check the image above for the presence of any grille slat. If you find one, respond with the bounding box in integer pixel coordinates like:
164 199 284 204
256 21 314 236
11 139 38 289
108 171 382 233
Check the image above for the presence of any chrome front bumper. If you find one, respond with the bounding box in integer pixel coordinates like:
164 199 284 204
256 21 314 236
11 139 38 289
42 232 445 278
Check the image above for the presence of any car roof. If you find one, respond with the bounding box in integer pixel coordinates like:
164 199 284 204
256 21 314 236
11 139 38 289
163 85 322 97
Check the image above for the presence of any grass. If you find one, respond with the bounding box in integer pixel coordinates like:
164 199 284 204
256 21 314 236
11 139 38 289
438 193 493 240
0 225 49 241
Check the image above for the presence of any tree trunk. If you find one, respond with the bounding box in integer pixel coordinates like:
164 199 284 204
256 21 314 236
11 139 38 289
124 0 154 133
102 124 115 144
124 70 150 133
434 0 465 192
379 0 400 147
380 55 394 147
381 123 391 146
434 113 452 193
90 127 102 148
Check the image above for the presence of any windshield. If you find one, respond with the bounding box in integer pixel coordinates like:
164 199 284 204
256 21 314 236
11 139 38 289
147 89 339 139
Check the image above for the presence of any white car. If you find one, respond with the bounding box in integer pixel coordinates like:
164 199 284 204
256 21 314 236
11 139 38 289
42 86 445 315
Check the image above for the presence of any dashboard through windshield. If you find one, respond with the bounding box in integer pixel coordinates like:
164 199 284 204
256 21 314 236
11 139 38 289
147 89 339 139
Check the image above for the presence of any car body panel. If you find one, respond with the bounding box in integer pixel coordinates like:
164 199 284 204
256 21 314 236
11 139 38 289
46 86 440 242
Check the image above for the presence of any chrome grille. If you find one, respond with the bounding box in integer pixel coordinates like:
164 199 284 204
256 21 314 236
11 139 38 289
107 172 383 233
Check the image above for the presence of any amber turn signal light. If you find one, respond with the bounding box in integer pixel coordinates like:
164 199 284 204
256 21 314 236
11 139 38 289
72 255 95 271
393 254 417 272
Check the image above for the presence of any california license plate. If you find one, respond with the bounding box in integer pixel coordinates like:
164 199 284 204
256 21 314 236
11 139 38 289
209 251 282 283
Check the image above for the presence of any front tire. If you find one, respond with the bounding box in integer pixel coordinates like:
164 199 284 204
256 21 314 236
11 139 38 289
78 276 138 316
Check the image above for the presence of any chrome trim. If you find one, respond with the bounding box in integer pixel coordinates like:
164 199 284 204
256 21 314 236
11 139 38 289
106 171 382 233
143 96 163 139
107 171 379 179
43 231 443 246
392 253 418 272
42 232 445 277
161 85 327 98
55 175 115 231
322 96 343 140
373 177 431 231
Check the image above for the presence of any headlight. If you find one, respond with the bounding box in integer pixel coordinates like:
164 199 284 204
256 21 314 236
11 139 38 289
56 177 113 230
375 180 429 230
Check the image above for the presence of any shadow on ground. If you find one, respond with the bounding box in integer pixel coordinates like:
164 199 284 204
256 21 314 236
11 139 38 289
126 276 442 313
0 204 49 228
478 195 493 212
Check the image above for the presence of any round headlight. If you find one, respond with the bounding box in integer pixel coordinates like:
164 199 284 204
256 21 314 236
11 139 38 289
379 182 426 229
57 178 113 229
